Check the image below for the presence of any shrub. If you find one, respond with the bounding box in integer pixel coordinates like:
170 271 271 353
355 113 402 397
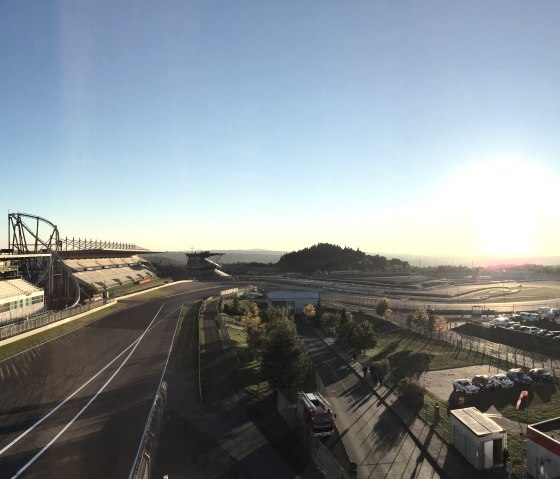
397 377 424 410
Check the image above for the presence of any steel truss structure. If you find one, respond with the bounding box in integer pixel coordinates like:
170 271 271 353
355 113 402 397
8 213 80 309
61 238 147 251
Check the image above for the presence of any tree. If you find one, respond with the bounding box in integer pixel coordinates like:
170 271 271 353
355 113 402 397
410 308 429 332
405 313 414 330
320 311 341 334
232 296 241 315
375 298 391 318
260 316 309 389
434 315 447 335
243 315 265 357
260 306 292 325
372 359 390 381
397 378 424 410
337 319 357 346
351 320 377 355
303 304 316 319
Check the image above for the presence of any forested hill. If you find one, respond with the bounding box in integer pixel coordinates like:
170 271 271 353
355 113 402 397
277 243 409 273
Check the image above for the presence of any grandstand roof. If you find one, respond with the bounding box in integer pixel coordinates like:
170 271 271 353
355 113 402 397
0 253 51 259
60 249 161 259
0 278 43 300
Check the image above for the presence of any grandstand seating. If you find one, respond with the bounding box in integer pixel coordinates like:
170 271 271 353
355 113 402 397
0 278 42 299
65 257 154 291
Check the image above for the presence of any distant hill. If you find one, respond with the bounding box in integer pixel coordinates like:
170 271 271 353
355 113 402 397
278 243 409 273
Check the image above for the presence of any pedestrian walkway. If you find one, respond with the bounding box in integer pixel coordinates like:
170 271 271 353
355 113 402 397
314 328 512 479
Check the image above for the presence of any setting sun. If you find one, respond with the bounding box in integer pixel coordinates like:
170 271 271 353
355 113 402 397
443 155 556 257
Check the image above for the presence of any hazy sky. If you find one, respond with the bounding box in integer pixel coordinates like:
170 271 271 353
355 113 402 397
2 1 559 259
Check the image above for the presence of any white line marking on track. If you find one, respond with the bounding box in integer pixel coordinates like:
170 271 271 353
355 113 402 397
127 304 184 479
3 302 167 476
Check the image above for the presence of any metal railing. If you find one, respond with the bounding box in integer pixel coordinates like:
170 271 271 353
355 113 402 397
129 381 168 479
0 298 114 341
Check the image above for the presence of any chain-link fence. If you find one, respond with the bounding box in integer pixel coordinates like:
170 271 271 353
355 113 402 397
323 292 560 378
0 298 114 341
323 291 560 317
130 381 168 479
277 389 350 479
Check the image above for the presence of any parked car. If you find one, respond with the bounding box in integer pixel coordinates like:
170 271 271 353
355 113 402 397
489 316 511 328
492 374 514 389
472 375 496 392
452 379 479 395
509 314 522 323
518 326 530 333
528 368 553 382
544 330 560 339
532 328 548 336
507 368 533 386
526 326 540 335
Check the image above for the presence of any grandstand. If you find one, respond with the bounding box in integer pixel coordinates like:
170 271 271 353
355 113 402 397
64 255 155 291
7 213 160 312
0 258 45 324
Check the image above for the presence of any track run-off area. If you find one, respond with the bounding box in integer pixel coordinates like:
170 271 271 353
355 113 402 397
0 282 228 479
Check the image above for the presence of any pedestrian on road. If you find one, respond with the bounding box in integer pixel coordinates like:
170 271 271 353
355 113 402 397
372 370 378 386
363 366 367 378
352 352 357 362
379 374 384 386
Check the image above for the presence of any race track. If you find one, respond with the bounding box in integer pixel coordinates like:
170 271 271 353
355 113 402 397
0 282 225 479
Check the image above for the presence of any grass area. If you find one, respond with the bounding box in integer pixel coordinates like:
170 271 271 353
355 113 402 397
109 277 171 298
363 323 560 425
506 433 526 479
0 302 129 362
170 302 201 374
363 328 500 383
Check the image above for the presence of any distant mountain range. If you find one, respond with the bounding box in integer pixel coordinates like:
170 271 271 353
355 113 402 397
143 249 287 265
143 249 560 268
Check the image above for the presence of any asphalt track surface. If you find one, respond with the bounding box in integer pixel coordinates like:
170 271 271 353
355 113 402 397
0 282 226 479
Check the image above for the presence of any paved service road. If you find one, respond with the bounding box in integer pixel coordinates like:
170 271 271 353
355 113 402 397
299 324 440 479
0 282 225 479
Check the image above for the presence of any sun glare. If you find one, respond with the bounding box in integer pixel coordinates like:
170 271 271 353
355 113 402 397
445 155 556 258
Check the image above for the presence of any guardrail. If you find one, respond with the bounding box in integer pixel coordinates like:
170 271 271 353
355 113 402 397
129 381 168 479
0 299 114 341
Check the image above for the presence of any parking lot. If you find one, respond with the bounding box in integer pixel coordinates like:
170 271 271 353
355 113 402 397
418 365 506 402
417 365 527 434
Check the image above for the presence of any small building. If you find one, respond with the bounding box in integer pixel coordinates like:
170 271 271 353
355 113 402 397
449 407 506 470
527 417 560 479
266 290 320 315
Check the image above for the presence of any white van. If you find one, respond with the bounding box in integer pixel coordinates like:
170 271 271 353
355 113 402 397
489 316 511 327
